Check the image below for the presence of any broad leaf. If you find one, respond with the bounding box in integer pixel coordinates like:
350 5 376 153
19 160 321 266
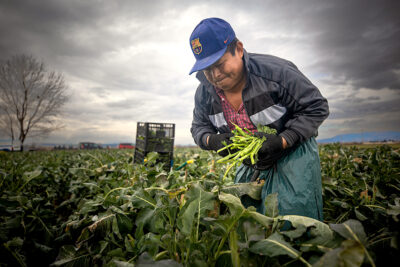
116 213 133 235
245 210 274 229
87 214 115 237
280 215 334 245
237 220 265 250
313 240 364 267
112 260 135 267
52 245 91 267
249 232 303 259
177 183 215 237
221 182 263 200
329 219 367 244
218 192 245 217
387 197 400 221
135 208 155 227
135 252 183 266
264 193 278 218
18 169 42 192
131 189 157 209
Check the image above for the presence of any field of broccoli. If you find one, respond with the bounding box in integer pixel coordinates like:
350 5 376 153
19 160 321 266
0 144 399 267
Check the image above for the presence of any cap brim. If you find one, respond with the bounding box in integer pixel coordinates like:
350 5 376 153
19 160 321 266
189 47 227 75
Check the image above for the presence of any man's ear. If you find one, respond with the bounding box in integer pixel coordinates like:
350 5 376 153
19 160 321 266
236 41 244 58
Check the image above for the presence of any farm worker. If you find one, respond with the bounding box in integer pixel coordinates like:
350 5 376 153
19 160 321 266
188 18 329 221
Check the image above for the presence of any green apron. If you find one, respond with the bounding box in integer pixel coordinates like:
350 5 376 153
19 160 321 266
234 137 323 221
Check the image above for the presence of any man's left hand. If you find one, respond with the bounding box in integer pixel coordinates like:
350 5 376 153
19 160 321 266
253 132 286 168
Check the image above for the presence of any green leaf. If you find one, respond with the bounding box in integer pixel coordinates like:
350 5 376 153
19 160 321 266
33 241 53 253
112 260 135 267
136 252 183 266
329 220 375 266
87 214 115 236
107 248 124 257
280 215 334 245
330 200 350 209
214 193 248 261
131 189 157 209
245 210 274 229
313 240 365 267
124 235 135 253
238 220 265 249
354 208 368 221
264 193 278 218
177 183 215 237
218 192 245 217
249 232 298 257
249 232 311 266
116 213 133 235
135 208 155 227
5 237 24 247
387 197 400 221
18 169 42 192
51 245 91 266
137 233 162 258
221 182 263 200
329 219 367 244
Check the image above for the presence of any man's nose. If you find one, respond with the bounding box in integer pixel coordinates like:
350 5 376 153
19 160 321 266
211 66 221 79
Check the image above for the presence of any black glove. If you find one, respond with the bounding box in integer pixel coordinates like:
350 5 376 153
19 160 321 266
207 133 234 157
253 132 285 170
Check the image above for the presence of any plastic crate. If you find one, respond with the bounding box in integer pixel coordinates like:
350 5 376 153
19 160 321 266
134 122 175 170
133 148 173 170
137 122 175 139
135 138 174 153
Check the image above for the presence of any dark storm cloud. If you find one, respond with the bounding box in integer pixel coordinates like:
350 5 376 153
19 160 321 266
308 0 400 90
328 98 400 120
0 0 192 83
212 0 400 91
1 0 399 144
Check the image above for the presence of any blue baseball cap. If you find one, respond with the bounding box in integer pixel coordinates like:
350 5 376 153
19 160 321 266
189 18 236 75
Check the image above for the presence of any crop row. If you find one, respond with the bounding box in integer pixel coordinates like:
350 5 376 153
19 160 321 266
0 144 399 266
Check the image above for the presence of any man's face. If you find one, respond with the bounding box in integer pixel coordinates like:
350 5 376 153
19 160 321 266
203 41 245 92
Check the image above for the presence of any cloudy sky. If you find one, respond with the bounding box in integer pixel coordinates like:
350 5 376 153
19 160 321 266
0 0 399 145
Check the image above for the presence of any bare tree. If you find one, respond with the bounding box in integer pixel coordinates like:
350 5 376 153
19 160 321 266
0 54 69 151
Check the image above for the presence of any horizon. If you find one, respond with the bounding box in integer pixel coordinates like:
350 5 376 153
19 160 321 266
1 129 400 147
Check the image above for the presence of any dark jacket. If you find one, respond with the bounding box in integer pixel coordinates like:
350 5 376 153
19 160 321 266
191 50 329 150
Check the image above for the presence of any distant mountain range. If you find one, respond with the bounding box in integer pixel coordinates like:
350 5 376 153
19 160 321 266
317 131 400 143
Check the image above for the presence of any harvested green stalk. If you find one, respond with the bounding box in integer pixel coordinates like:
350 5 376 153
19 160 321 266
217 123 277 180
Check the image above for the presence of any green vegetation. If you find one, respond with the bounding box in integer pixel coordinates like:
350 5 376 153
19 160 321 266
217 123 277 179
0 144 399 266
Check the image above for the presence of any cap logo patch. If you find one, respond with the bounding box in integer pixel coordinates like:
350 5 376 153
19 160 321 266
191 38 202 55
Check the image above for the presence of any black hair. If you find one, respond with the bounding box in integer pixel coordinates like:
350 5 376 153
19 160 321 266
226 37 239 55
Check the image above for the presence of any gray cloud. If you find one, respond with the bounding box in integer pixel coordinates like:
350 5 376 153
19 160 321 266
1 0 399 145
308 0 400 90
329 98 400 119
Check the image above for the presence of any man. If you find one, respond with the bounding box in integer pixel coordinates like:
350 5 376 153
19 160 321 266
189 18 329 221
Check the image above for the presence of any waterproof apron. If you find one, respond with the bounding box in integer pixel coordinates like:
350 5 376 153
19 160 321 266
234 137 323 221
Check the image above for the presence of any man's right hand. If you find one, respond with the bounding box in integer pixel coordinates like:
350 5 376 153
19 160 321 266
207 133 234 156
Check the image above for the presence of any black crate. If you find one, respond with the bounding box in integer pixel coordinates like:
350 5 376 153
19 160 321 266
137 122 175 139
135 138 174 153
133 148 173 170
134 122 175 170
135 122 175 153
